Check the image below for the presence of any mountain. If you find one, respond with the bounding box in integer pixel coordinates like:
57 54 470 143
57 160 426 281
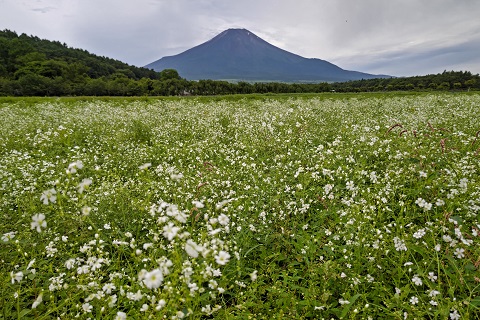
145 28 390 82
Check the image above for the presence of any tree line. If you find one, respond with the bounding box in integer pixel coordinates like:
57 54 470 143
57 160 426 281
1 29 479 96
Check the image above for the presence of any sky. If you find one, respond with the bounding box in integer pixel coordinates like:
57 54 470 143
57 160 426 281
1 0 480 77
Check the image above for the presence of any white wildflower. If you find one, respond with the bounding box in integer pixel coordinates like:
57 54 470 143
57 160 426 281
250 270 258 281
393 237 407 251
139 163 151 170
413 228 426 239
40 189 56 205
192 200 204 208
163 222 180 241
31 213 47 232
82 302 92 313
143 269 163 289
67 160 83 174
427 272 437 282
2 231 16 242
32 292 43 309
11 271 24 284
214 251 231 265
218 213 230 226
412 275 422 286
185 239 203 258
77 178 92 193
454 247 465 259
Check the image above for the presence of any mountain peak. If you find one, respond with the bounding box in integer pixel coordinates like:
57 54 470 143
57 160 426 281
145 28 389 82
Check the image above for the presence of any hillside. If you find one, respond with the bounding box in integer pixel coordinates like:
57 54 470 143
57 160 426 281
0 29 168 95
145 28 390 82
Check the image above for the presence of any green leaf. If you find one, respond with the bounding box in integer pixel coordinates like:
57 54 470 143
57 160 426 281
470 296 480 307
465 262 476 271
18 309 31 317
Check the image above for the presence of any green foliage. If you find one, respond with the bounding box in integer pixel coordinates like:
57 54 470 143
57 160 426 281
1 93 479 319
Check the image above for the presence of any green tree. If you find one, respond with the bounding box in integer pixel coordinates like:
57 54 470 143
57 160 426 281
160 69 181 81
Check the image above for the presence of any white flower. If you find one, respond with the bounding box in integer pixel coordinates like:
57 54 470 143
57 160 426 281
215 199 230 210
155 299 166 311
65 258 76 269
427 272 437 282
192 200 204 208
185 239 203 258
32 292 43 309
102 283 116 294
175 211 188 224
209 228 222 236
40 189 56 205
115 311 127 320
393 237 407 251
170 172 184 181
77 178 92 194
250 270 258 281
412 275 423 286
82 302 92 313
454 247 465 259
143 269 163 289
214 251 231 265
415 197 432 211
11 271 23 284
67 160 83 174
449 309 460 320
429 290 440 297
218 213 230 226
413 229 426 239
162 222 180 241
140 304 149 312
27 259 36 270
81 206 91 216
166 205 179 217
346 180 355 191
139 163 152 170
31 213 47 233
2 231 16 242
339 298 350 305
409 296 419 305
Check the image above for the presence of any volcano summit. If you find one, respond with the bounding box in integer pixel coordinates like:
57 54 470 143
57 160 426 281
145 28 389 82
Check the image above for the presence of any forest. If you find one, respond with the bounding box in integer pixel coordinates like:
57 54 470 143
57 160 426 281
1 29 479 96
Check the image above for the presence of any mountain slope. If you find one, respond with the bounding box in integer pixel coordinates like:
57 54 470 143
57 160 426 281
0 29 160 81
145 28 390 82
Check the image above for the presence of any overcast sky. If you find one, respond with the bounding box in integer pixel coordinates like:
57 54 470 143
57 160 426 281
1 0 480 77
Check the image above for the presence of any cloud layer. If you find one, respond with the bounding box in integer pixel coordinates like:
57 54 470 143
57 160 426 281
1 0 480 76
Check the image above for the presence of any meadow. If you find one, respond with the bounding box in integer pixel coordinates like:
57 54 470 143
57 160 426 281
1 93 479 319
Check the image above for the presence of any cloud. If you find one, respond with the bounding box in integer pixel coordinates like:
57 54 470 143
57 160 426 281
0 0 479 76
31 7 56 14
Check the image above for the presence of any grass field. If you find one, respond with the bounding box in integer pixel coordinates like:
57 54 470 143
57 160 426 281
1 93 479 319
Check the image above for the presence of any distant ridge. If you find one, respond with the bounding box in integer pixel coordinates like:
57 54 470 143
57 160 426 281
145 28 391 82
